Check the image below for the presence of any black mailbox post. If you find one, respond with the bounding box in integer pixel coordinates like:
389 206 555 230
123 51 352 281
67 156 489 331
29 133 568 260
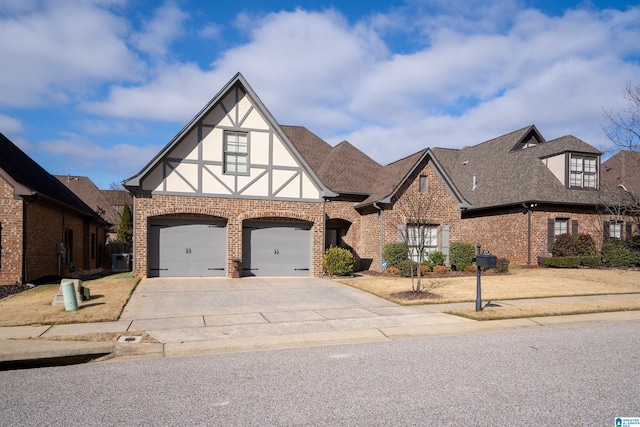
475 244 497 311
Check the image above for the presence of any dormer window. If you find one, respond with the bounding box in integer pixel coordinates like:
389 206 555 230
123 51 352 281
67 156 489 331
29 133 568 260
569 154 597 189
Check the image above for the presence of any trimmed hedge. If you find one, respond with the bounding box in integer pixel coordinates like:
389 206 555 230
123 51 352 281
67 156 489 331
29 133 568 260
427 251 446 267
601 240 635 268
541 256 602 269
382 242 409 267
541 256 582 268
495 258 510 273
450 242 475 271
323 246 355 276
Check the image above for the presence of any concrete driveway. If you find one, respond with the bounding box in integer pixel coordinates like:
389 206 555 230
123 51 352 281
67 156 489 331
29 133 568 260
119 277 473 345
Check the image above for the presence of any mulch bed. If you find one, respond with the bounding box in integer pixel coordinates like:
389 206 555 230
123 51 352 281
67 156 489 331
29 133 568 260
389 290 442 301
0 284 36 300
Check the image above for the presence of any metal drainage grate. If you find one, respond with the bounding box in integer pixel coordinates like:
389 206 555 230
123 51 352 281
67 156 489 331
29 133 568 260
117 335 142 343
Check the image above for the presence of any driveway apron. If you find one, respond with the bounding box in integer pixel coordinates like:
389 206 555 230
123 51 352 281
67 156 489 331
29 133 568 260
119 277 473 344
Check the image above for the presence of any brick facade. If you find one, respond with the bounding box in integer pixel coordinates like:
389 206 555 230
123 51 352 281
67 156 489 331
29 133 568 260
1 174 103 284
133 194 325 278
0 177 23 284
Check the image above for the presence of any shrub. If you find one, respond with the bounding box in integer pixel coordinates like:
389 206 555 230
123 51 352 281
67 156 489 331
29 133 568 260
579 256 601 268
382 242 409 267
463 265 477 274
433 265 449 274
449 242 475 271
601 240 635 268
573 234 597 256
541 256 581 268
552 233 597 257
420 265 431 275
552 233 574 257
629 235 640 252
323 246 355 276
495 258 510 273
397 260 419 277
387 266 399 275
427 251 446 267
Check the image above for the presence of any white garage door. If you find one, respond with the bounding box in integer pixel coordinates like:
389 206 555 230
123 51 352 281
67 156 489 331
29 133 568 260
148 218 227 277
242 220 312 276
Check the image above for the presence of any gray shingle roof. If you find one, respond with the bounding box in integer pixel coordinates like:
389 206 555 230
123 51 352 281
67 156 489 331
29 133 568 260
0 132 104 222
602 150 640 196
55 176 119 227
283 126 383 194
431 126 606 210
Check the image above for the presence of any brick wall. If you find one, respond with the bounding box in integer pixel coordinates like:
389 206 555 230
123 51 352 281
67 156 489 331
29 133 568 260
133 194 324 278
340 161 466 271
459 205 620 265
0 177 23 284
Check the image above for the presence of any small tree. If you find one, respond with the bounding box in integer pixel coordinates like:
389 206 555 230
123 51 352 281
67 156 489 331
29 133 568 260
602 77 640 152
389 189 438 292
116 203 133 244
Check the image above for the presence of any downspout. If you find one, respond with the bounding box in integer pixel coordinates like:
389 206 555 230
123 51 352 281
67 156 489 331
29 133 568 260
373 203 383 273
131 195 136 275
22 200 28 284
522 203 531 265
322 197 327 276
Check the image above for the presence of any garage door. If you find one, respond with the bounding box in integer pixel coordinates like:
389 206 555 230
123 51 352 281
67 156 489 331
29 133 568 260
242 220 312 276
148 218 227 277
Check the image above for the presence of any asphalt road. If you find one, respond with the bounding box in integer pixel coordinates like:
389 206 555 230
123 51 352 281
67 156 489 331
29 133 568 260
1 322 638 426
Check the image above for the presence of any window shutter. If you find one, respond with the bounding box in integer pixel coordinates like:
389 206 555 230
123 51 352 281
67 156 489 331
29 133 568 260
626 222 633 241
603 221 610 243
547 218 554 252
397 225 405 242
571 220 578 236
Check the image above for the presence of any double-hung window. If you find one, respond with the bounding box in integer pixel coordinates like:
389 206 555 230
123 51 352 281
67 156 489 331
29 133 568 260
407 224 439 262
610 222 622 239
554 219 569 236
569 155 597 188
224 131 248 174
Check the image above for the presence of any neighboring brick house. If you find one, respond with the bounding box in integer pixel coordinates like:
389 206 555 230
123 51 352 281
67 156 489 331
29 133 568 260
124 73 635 278
0 133 108 285
55 175 121 241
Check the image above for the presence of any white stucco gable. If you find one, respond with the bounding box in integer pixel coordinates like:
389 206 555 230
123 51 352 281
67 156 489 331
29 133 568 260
124 73 331 201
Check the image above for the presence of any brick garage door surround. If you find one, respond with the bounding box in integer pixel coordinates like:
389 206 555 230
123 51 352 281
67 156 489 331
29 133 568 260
133 195 325 278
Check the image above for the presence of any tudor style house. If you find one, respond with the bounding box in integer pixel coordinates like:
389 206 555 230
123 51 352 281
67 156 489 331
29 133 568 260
0 133 108 285
125 73 636 279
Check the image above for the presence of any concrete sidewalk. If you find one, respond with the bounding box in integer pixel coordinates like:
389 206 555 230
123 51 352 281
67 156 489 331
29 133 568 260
2 291 640 368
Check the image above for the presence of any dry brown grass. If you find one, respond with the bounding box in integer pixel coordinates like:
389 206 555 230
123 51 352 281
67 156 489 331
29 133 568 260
339 267 640 305
0 273 140 327
447 299 640 320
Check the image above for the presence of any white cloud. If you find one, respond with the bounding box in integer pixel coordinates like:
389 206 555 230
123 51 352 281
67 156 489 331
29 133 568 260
131 2 189 57
0 114 23 135
3 1 640 184
34 132 162 181
0 0 144 107
198 23 222 39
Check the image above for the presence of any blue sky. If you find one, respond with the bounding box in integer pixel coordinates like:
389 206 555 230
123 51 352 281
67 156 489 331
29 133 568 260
1 0 639 189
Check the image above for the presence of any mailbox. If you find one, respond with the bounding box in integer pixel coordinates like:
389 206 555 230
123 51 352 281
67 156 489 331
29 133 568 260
476 253 497 268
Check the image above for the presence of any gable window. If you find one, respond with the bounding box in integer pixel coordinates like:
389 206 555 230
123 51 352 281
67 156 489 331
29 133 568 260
407 224 439 262
419 175 428 193
569 154 597 189
224 131 248 174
